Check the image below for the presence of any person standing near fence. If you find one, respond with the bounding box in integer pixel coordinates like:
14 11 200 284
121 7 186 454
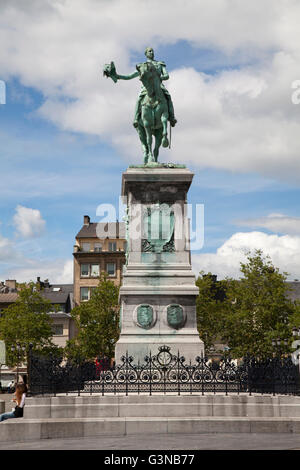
0 383 27 422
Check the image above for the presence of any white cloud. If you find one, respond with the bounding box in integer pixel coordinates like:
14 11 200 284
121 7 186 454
2 258 73 284
168 59 300 181
0 237 73 284
0 232 16 262
0 222 73 284
192 231 300 280
13 205 46 238
56 259 73 284
1 1 300 181
237 213 300 235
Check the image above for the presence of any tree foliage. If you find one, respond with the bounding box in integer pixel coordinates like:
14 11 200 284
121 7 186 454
0 283 57 366
196 273 229 351
65 274 120 361
196 250 297 358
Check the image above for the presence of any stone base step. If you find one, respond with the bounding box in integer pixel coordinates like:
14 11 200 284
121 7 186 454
24 394 300 419
1 416 300 442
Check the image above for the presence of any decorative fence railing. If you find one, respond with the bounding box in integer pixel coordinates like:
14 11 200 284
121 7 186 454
28 345 300 396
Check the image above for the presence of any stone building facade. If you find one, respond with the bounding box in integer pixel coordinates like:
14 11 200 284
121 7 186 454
73 216 126 306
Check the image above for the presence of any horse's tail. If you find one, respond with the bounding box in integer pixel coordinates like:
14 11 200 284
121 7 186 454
169 121 172 149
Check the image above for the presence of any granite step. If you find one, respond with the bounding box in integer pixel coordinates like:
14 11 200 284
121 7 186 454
24 394 300 419
1 416 300 442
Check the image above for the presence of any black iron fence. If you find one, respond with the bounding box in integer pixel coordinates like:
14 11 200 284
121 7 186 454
28 345 300 396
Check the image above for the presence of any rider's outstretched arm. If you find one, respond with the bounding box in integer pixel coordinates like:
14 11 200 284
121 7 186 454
117 71 139 80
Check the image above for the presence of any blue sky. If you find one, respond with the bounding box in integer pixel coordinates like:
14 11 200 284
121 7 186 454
1 0 300 282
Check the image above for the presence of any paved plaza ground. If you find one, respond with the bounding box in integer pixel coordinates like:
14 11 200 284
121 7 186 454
0 433 299 450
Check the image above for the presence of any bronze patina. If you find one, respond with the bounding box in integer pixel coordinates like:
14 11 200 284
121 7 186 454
103 47 177 165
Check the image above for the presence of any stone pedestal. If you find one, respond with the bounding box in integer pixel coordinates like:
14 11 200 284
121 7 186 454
115 165 204 363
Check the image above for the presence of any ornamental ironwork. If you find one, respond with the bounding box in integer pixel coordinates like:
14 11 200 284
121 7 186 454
28 345 300 397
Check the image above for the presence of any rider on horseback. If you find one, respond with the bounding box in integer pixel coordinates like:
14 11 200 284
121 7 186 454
115 47 177 129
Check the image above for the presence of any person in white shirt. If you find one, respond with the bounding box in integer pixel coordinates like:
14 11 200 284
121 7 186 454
0 383 27 422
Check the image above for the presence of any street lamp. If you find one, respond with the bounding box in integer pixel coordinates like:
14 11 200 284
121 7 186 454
11 343 26 384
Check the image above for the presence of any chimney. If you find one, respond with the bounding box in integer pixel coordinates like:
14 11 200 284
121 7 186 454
83 215 90 226
36 277 44 290
5 279 16 291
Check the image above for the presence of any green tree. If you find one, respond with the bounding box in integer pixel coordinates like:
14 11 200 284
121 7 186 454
65 274 120 361
196 272 230 352
222 250 295 358
196 251 298 358
0 283 57 366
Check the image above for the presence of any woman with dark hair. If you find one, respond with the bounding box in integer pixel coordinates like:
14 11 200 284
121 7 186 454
0 382 27 422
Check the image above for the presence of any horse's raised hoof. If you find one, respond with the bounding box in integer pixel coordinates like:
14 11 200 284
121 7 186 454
162 136 169 148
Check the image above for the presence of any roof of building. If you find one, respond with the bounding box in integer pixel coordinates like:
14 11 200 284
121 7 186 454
48 312 72 319
286 281 300 302
49 284 73 294
0 284 74 306
41 284 73 304
0 292 19 304
76 222 125 239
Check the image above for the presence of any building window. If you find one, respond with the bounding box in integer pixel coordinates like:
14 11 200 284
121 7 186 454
109 242 117 252
94 243 102 252
91 264 100 277
106 262 116 276
82 243 90 252
52 324 64 336
80 287 89 301
90 287 97 298
81 264 89 277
